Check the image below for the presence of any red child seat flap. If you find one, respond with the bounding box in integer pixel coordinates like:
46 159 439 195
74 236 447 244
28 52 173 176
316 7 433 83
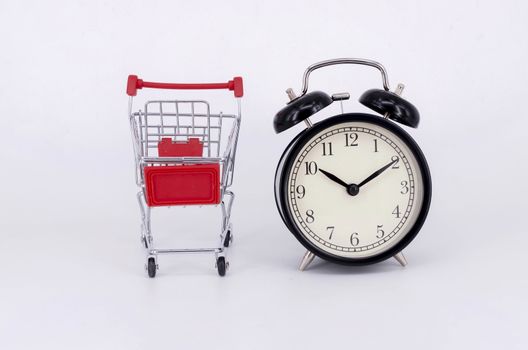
144 163 221 207
158 137 203 157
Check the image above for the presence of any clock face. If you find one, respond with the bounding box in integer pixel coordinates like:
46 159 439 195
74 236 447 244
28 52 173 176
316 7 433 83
277 114 431 263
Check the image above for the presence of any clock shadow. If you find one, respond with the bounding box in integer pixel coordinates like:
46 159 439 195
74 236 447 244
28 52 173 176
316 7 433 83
306 259 405 275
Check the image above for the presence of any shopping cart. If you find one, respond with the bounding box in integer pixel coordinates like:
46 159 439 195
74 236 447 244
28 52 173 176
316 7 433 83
126 74 243 277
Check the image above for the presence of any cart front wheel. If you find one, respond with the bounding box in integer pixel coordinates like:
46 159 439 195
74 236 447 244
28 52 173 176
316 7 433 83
216 257 227 277
147 257 157 278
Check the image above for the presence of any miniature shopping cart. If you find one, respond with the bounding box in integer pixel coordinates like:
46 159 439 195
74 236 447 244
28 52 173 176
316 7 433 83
126 74 243 277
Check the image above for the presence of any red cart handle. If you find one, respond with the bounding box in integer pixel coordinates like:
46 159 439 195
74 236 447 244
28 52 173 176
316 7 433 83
127 75 243 97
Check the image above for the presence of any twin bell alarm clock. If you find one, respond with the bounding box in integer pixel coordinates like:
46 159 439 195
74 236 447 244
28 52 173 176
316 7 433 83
273 58 432 271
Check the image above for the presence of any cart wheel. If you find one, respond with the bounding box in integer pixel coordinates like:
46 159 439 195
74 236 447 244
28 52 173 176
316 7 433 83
147 257 157 278
223 230 233 248
216 256 227 277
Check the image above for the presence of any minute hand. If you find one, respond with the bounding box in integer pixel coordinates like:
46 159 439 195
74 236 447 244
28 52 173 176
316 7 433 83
358 158 398 188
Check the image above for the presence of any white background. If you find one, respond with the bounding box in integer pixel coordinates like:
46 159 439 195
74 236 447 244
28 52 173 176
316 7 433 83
1 1 527 349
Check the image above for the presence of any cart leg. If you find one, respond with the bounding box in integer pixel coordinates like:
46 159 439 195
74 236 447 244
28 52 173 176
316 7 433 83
220 190 235 248
137 191 152 249
216 190 234 276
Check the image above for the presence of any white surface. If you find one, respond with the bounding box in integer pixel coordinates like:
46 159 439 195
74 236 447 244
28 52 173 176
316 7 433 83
1 1 527 349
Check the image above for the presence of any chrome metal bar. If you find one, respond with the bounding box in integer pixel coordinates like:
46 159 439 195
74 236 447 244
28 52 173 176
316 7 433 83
137 112 235 119
137 191 152 249
159 102 164 137
191 101 195 134
217 111 223 158
146 99 211 104
299 58 391 97
152 248 223 254
145 143 220 150
143 156 224 163
206 103 211 157
175 101 180 133
144 103 149 156
221 98 241 188
141 132 214 138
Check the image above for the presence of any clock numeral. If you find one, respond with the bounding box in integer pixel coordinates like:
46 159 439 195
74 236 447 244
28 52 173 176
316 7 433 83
400 180 409 194
391 156 400 169
373 139 379 153
326 226 335 240
392 205 401 218
304 161 318 175
350 232 359 246
344 133 358 147
305 210 315 223
322 142 334 156
296 185 306 199
376 224 385 239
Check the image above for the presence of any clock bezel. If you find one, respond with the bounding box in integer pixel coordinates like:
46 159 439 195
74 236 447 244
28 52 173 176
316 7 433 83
275 113 432 266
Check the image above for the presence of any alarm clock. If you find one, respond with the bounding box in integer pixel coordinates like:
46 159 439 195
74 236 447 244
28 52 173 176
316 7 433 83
273 58 432 271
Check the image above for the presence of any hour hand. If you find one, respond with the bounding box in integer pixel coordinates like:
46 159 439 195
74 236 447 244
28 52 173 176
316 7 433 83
319 168 349 188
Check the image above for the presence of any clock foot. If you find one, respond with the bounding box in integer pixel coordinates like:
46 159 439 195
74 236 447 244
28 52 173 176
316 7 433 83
394 252 407 267
299 251 315 271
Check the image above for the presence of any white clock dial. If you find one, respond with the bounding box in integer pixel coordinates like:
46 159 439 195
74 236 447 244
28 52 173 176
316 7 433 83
287 121 425 258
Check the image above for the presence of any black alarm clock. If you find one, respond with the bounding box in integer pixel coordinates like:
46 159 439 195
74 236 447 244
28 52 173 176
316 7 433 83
273 58 432 271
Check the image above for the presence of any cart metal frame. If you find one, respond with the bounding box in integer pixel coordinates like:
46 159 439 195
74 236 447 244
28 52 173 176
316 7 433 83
126 75 243 277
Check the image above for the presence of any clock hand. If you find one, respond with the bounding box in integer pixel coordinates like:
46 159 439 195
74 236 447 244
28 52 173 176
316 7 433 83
319 168 349 188
357 158 398 188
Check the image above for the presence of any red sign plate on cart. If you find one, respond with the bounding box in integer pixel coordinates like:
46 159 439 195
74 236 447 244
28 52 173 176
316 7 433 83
144 164 221 206
158 137 203 157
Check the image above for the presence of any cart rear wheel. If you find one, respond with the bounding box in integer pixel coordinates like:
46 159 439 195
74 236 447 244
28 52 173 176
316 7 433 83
223 230 233 248
216 257 227 276
147 257 157 278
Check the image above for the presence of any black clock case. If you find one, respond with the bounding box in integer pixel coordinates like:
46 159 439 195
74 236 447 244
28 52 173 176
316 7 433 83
274 113 432 266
